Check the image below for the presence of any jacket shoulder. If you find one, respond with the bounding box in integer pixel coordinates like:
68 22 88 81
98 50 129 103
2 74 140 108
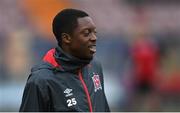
27 61 56 85
91 57 102 67
90 57 103 71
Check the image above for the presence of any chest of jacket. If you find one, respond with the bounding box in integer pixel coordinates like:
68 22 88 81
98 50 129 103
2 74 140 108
46 67 106 111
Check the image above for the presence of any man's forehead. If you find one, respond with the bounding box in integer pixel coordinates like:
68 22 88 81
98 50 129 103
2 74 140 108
77 17 96 30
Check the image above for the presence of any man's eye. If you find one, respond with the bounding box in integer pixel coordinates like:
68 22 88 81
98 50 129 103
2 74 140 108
83 30 90 36
83 29 97 37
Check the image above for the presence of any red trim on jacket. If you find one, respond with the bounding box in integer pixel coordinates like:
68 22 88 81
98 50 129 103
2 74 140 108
78 70 93 112
43 48 60 67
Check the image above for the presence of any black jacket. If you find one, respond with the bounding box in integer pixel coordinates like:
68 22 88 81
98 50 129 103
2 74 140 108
19 47 110 112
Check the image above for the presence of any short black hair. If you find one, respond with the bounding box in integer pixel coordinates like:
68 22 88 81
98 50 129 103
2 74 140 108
52 8 89 46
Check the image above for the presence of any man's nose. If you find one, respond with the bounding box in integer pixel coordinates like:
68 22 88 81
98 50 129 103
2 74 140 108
90 33 97 41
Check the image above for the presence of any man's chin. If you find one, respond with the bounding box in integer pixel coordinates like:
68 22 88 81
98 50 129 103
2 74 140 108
84 57 93 61
82 55 93 61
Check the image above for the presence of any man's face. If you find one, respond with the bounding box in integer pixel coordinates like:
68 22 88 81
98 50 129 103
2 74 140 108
69 16 97 60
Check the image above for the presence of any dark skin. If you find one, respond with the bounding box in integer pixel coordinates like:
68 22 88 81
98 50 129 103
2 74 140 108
62 16 97 60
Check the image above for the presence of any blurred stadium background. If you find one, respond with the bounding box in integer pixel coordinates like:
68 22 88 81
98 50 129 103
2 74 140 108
0 0 180 111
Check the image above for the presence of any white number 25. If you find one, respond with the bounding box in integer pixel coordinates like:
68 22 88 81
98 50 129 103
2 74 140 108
67 98 77 107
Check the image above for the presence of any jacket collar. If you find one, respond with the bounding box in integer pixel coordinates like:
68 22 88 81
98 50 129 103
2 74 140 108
43 47 91 72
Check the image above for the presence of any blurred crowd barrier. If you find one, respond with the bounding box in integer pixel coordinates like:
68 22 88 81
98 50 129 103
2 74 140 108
0 0 180 111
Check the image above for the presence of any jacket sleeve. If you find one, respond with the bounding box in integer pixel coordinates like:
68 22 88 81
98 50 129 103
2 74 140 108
102 74 110 112
99 62 111 112
104 94 110 112
19 75 49 112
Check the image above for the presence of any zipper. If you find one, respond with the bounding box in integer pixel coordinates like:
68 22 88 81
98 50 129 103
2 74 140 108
78 69 93 112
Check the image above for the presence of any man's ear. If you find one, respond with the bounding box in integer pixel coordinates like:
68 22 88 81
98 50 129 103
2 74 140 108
61 33 72 44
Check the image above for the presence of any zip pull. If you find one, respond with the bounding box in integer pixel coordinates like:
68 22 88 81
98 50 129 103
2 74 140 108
78 69 93 112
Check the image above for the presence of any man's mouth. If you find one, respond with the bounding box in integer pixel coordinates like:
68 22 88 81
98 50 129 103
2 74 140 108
89 45 96 53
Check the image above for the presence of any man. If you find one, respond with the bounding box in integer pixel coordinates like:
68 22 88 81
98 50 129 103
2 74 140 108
19 8 110 112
